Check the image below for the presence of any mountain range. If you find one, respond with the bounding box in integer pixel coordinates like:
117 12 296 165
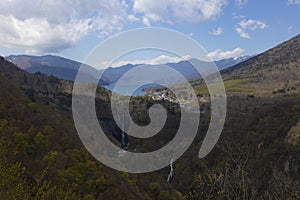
5 54 252 86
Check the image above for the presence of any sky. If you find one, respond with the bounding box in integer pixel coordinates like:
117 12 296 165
0 0 299 69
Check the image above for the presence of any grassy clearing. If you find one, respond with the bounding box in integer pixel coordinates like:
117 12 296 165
194 78 254 96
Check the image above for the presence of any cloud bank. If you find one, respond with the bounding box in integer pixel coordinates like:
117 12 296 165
0 0 127 53
0 0 229 53
207 48 244 60
132 0 227 24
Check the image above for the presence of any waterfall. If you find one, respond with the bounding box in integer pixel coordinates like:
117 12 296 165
118 114 127 157
121 114 126 147
167 158 174 182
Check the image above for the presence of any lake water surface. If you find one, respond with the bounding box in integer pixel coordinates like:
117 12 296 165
103 83 159 96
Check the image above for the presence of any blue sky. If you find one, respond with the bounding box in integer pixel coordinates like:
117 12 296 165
0 0 299 69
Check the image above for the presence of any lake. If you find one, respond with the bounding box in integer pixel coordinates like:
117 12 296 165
103 83 159 96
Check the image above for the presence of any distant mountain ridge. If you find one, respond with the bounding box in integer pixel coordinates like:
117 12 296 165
98 56 252 83
215 55 253 71
5 54 252 85
5 54 109 85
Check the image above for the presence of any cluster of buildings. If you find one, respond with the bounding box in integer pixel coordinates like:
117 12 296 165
147 90 209 114
148 90 179 103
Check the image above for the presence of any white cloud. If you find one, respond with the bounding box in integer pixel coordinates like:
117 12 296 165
288 26 293 35
132 0 228 24
210 27 223 35
235 19 268 39
0 0 127 53
238 19 268 30
288 0 300 5
0 15 92 53
207 48 244 60
127 14 140 22
235 27 250 39
142 17 151 27
98 55 192 69
235 0 248 8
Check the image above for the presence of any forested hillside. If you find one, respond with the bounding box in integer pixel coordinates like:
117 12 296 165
0 56 182 200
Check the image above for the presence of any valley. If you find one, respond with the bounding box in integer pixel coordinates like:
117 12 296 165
0 34 300 199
